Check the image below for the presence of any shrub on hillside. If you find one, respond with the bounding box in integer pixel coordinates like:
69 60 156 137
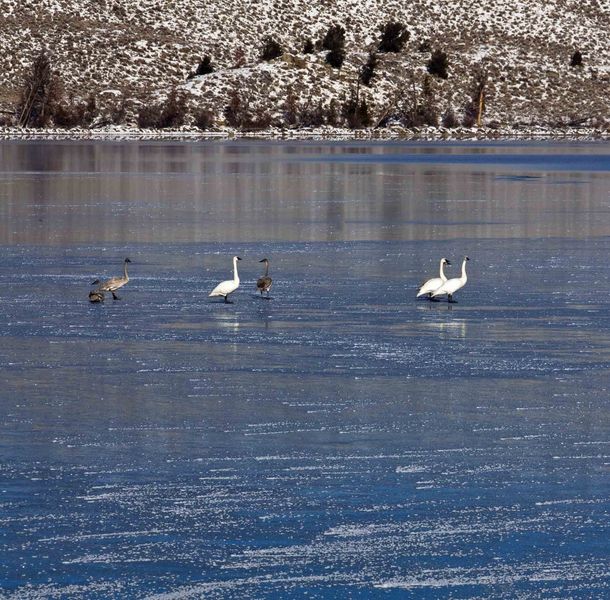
341 94 371 129
224 89 271 130
378 21 409 53
260 36 283 61
299 102 326 127
360 53 377 86
54 95 96 128
157 91 186 128
233 47 246 68
137 104 159 128
570 50 583 67
283 87 298 127
303 39 315 54
194 109 214 129
137 91 186 129
441 107 459 128
326 48 345 69
427 50 449 79
188 56 215 79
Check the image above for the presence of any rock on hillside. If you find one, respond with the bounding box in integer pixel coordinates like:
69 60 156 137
1 0 609 131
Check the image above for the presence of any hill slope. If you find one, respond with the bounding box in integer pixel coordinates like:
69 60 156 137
1 0 609 132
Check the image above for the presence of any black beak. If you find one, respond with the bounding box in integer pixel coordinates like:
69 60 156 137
259 258 268 263
125 258 131 263
91 279 100 286
236 256 242 261
446 260 451 265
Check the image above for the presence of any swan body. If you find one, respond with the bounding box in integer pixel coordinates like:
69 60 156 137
209 256 242 303
417 258 451 298
432 256 469 302
256 258 272 298
91 258 131 300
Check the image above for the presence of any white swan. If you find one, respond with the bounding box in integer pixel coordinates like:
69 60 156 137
432 256 469 303
416 257 451 299
209 256 242 303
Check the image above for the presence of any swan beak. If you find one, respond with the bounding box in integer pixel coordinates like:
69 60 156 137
465 256 470 261
236 256 242 261
259 258 268 263
446 260 451 265
125 258 131 263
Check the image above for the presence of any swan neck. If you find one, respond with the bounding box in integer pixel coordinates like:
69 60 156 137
439 260 447 280
461 259 468 279
233 258 240 283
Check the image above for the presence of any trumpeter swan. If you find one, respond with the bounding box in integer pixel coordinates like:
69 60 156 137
256 258 272 298
432 256 469 303
416 257 451 299
91 258 131 300
209 256 242 303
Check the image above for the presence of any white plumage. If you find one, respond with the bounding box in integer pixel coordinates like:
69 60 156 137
432 256 469 302
209 256 242 302
416 257 451 298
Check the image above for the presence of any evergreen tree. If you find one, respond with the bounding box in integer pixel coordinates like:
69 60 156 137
303 39 314 54
570 50 583 67
17 51 62 127
260 36 283 61
360 53 377 86
378 21 409 53
427 50 449 79
322 25 346 69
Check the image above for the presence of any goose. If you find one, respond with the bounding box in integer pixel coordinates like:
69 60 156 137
209 256 242 303
91 258 131 300
88 290 105 303
256 258 272 298
432 256 469 303
416 257 451 299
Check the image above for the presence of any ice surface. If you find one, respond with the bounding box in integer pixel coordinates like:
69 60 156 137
0 141 608 598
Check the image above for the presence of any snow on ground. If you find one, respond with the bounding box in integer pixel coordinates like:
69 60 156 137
0 0 608 132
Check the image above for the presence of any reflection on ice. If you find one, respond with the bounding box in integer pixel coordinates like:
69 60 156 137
1 142 609 598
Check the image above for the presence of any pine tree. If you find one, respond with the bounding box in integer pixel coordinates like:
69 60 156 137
427 50 449 79
17 51 62 127
378 22 409 53
260 36 283 61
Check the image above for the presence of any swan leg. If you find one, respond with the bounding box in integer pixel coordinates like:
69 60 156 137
447 294 457 303
224 295 233 304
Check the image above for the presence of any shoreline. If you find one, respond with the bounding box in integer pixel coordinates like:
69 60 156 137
2 125 609 142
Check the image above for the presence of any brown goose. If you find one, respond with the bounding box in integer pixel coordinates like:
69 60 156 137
88 290 105 303
256 258 272 298
91 258 131 300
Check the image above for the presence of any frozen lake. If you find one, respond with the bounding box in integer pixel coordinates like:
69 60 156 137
0 141 609 598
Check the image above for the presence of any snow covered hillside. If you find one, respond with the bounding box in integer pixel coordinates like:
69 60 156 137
1 0 608 132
